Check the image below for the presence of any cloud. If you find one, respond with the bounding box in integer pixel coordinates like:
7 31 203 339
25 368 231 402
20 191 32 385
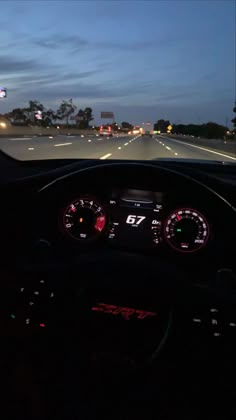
201 72 217 81
59 70 100 81
33 34 89 50
96 39 174 51
11 77 156 106
0 55 39 72
157 91 201 103
13 70 100 88
32 32 176 54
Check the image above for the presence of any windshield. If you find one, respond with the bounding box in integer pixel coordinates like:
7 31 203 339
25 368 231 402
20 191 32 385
0 0 235 162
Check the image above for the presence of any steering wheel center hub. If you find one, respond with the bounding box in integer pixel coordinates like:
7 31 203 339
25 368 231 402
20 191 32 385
74 285 173 365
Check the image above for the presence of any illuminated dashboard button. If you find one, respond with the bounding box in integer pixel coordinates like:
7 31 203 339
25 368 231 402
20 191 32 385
193 318 201 323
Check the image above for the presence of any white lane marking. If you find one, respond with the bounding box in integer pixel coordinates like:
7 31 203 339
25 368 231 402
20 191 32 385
54 142 72 147
154 138 176 155
128 135 140 143
28 147 35 150
118 146 122 150
10 137 32 141
88 139 91 142
49 136 54 139
100 153 112 160
164 138 236 161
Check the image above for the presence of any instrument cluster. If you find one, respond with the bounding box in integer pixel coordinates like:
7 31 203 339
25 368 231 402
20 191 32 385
59 188 210 253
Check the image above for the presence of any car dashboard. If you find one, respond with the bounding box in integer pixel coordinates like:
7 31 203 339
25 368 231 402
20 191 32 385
0 155 235 271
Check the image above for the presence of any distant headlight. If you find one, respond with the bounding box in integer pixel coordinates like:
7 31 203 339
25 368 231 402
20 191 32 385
0 122 7 128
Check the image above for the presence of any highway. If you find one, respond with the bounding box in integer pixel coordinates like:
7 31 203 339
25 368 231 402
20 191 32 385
0 134 236 162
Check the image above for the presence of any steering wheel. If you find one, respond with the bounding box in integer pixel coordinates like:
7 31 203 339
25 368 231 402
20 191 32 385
2 162 236 370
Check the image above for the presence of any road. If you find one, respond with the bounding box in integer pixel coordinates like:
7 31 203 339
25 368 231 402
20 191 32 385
0 134 236 162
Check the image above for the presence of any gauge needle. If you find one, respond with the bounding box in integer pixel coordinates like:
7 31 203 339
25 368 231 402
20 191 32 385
176 214 181 221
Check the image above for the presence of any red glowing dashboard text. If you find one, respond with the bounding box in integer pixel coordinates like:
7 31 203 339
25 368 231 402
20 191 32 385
91 303 157 320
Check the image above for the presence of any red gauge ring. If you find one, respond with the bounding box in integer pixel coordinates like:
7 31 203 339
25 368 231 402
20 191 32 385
62 197 107 241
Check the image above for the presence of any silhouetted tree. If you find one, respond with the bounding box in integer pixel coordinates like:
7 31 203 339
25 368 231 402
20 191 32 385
232 103 236 128
121 121 133 130
57 99 77 126
74 107 94 128
154 119 170 132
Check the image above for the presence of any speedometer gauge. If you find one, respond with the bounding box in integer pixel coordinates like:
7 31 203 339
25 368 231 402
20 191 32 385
164 208 209 252
62 197 106 241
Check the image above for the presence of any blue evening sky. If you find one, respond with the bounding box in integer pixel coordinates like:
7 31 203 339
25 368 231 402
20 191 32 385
0 0 235 125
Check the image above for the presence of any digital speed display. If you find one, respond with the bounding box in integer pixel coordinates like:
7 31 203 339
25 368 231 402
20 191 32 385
108 189 163 248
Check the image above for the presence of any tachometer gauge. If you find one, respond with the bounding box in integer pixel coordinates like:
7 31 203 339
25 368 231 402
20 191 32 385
164 208 209 252
62 197 106 241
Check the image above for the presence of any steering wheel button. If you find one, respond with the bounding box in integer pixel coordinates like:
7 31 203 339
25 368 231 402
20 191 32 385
39 280 45 284
29 301 34 306
34 291 39 295
210 308 218 313
211 319 218 325
193 318 201 323
20 287 24 292
213 332 221 337
229 322 236 327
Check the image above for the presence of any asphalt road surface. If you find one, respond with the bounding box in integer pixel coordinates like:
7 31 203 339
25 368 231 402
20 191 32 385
1 134 236 162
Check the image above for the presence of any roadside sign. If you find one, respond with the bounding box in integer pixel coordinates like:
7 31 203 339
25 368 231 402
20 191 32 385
101 112 114 119
75 115 84 121
0 87 7 98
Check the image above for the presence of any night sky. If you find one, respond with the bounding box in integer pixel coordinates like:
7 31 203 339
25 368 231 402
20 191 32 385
0 0 235 125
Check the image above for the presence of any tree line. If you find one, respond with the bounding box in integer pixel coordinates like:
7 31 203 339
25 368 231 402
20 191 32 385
2 99 236 138
154 119 234 140
2 100 94 129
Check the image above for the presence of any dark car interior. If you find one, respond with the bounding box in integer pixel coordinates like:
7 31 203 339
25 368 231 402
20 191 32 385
0 150 236 419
